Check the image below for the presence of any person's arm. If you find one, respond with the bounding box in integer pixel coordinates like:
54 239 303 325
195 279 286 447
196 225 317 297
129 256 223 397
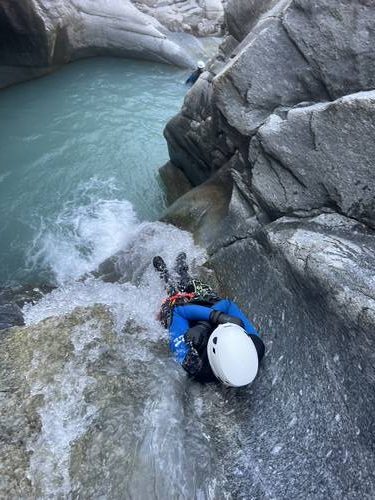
174 304 212 322
211 299 265 362
211 299 259 336
169 304 215 377
168 304 212 363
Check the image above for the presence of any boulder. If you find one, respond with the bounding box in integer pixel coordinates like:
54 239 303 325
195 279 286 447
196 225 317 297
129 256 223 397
250 91 375 225
159 161 192 205
225 0 280 41
165 73 247 185
213 12 329 136
265 213 375 334
161 167 233 247
283 0 375 99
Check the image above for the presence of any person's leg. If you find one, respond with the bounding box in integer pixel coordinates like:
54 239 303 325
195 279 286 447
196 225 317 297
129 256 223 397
153 256 177 295
174 252 193 292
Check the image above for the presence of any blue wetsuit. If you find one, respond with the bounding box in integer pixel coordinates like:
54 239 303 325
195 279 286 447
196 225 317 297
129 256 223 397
168 298 264 380
185 68 203 86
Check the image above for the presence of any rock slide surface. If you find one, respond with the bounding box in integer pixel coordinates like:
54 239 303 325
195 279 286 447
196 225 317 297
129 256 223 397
162 0 375 497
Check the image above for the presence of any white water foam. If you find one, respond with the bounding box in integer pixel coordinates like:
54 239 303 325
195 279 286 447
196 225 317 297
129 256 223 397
24 218 207 328
27 177 139 284
27 320 102 497
23 190 208 498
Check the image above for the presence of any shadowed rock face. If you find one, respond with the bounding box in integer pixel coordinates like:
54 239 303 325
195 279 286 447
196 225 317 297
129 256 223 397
0 0 217 88
161 0 375 496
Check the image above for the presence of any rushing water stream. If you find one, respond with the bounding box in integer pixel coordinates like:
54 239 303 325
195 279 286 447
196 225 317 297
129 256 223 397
1 58 245 499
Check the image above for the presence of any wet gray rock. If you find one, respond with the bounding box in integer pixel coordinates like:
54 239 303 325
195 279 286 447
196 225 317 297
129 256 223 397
251 91 375 225
0 303 24 330
283 0 375 99
209 213 375 498
161 166 233 246
225 0 279 41
161 163 264 250
265 213 375 335
0 283 56 308
0 0 215 88
0 304 245 498
131 0 225 36
0 284 57 329
159 161 192 205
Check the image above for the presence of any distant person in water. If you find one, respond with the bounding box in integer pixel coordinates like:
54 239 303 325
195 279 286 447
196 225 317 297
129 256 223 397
185 60 206 86
153 253 265 387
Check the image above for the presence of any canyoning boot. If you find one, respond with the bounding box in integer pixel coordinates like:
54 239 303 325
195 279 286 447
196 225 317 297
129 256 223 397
153 256 176 295
153 255 167 274
175 252 188 273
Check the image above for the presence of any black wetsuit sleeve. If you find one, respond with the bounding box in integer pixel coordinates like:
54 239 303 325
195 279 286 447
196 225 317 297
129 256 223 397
185 69 200 85
249 334 265 362
182 321 216 381
185 321 212 354
209 310 244 328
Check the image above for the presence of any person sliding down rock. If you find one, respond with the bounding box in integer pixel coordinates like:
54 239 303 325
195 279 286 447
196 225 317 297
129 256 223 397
185 60 206 86
153 253 265 387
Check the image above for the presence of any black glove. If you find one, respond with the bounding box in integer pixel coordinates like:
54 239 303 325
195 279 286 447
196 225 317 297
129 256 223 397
182 347 203 376
209 310 244 328
184 321 212 353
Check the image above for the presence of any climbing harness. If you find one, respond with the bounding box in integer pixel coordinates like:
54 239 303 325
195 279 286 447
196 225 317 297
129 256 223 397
159 280 220 328
163 292 196 307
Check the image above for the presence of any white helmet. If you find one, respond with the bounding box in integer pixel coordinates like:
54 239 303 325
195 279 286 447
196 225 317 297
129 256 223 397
197 60 205 69
207 323 259 387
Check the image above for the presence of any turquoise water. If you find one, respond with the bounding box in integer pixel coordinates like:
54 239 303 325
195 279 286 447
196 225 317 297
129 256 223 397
0 58 186 286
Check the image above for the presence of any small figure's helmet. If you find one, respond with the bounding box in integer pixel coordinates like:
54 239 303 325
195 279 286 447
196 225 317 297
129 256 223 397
197 60 206 70
207 323 259 387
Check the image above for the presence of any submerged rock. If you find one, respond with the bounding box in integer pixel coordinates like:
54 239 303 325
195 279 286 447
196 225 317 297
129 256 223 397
0 303 24 330
0 283 57 330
